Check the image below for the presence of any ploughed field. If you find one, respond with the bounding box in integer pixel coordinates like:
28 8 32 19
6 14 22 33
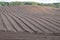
0 5 60 40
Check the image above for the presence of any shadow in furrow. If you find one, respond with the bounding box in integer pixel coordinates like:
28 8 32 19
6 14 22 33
8 14 29 33
4 6 35 33
2 13 18 32
40 17 60 31
1 7 19 32
36 17 60 32
21 16 43 33
24 16 47 32
34 17 60 33
46 18 60 26
25 16 54 33
13 15 39 33
0 14 7 31
4 6 30 33
0 7 8 31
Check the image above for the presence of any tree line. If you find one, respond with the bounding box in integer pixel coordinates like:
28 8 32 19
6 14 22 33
0 2 60 8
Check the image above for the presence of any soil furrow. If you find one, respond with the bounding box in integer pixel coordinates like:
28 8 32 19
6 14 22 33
14 15 41 33
25 16 53 33
4 13 23 32
40 17 60 31
5 6 33 33
21 16 43 33
7 5 40 32
35 17 60 33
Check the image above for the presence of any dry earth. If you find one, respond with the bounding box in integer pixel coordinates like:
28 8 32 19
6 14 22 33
0 5 60 40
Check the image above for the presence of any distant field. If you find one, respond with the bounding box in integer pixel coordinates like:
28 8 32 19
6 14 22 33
0 5 60 40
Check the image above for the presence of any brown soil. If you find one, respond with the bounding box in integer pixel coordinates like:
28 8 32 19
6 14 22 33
0 5 60 40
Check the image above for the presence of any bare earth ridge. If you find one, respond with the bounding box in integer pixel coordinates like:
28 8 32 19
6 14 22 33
0 5 60 40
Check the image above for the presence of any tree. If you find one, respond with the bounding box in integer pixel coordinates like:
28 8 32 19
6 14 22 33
53 3 60 8
9 2 22 6
0 2 9 6
24 2 32 5
31 2 38 5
